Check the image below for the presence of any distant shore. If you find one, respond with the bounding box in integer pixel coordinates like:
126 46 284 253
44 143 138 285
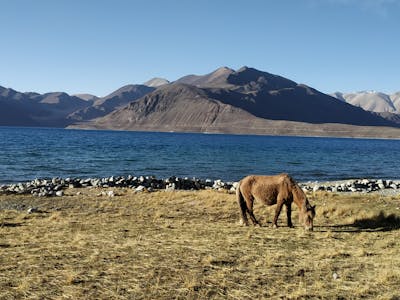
68 122 400 140
1 176 400 197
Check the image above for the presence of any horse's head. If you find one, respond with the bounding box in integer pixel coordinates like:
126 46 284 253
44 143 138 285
301 201 316 231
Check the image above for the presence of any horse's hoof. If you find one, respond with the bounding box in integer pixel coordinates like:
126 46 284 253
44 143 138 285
238 220 249 226
272 224 278 229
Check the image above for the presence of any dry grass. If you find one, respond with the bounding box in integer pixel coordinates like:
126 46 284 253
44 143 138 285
1 188 400 299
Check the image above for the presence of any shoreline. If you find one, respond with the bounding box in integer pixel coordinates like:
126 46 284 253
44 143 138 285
68 126 400 141
1 176 400 197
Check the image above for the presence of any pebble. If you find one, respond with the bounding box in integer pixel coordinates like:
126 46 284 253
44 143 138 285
301 179 400 195
27 207 39 214
0 176 399 198
134 185 146 193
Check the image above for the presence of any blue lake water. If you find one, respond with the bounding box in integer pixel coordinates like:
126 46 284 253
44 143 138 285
0 126 399 184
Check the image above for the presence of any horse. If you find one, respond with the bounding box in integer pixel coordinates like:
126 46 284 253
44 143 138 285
236 173 315 230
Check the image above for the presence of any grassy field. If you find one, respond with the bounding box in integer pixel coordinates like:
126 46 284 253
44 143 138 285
1 188 399 299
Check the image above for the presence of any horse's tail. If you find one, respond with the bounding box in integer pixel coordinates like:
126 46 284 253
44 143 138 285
236 180 248 225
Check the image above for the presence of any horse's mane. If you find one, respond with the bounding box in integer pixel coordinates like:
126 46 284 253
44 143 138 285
286 175 309 208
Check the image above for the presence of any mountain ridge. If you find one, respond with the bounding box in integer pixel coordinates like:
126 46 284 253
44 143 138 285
2 66 400 138
69 66 400 138
331 91 400 114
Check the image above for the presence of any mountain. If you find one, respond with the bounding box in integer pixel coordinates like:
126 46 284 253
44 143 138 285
332 91 400 114
67 84 155 121
0 83 155 126
0 86 91 127
73 94 99 102
175 66 235 88
32 92 93 126
374 111 400 125
0 86 38 126
144 77 170 87
175 66 395 126
79 83 259 132
3 66 400 138
203 67 392 126
331 91 400 125
70 66 400 138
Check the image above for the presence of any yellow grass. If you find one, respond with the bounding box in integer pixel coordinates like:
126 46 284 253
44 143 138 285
0 188 399 299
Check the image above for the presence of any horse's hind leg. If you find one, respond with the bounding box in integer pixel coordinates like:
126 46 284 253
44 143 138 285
238 195 249 226
245 196 261 226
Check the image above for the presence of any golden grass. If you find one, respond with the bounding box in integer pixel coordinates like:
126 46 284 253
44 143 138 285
0 188 399 299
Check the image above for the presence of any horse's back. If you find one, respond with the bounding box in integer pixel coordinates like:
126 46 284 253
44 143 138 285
239 174 292 204
240 173 292 188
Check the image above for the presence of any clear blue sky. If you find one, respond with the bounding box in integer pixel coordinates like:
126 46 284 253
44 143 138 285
1 0 399 96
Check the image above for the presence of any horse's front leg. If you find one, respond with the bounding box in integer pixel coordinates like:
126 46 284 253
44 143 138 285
273 200 285 228
285 202 293 228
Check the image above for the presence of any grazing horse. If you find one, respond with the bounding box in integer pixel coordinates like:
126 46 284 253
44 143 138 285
236 174 315 230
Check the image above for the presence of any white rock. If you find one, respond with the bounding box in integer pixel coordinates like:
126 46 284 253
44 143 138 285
361 179 370 185
27 207 38 214
166 183 175 191
135 185 146 192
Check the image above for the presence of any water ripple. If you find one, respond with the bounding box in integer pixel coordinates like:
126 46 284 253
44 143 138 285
1 127 400 184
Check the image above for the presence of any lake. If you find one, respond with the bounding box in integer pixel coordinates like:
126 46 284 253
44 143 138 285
0 127 399 184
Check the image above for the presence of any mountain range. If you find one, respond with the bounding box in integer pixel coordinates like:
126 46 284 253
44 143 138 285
332 91 400 114
331 91 400 126
2 66 400 138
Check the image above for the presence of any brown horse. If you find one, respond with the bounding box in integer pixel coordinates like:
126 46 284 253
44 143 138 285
236 174 316 230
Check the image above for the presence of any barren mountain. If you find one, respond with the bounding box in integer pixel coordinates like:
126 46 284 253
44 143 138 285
67 84 154 121
0 83 155 126
374 111 400 126
0 86 90 127
204 67 392 126
73 94 99 102
331 91 400 125
391 92 400 111
176 66 235 88
3 66 400 138
71 67 400 138
143 78 170 87
332 91 400 114
81 84 256 132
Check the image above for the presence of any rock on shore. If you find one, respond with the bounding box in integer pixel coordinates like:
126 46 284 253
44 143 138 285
0 176 399 197
301 179 400 194
0 176 235 197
